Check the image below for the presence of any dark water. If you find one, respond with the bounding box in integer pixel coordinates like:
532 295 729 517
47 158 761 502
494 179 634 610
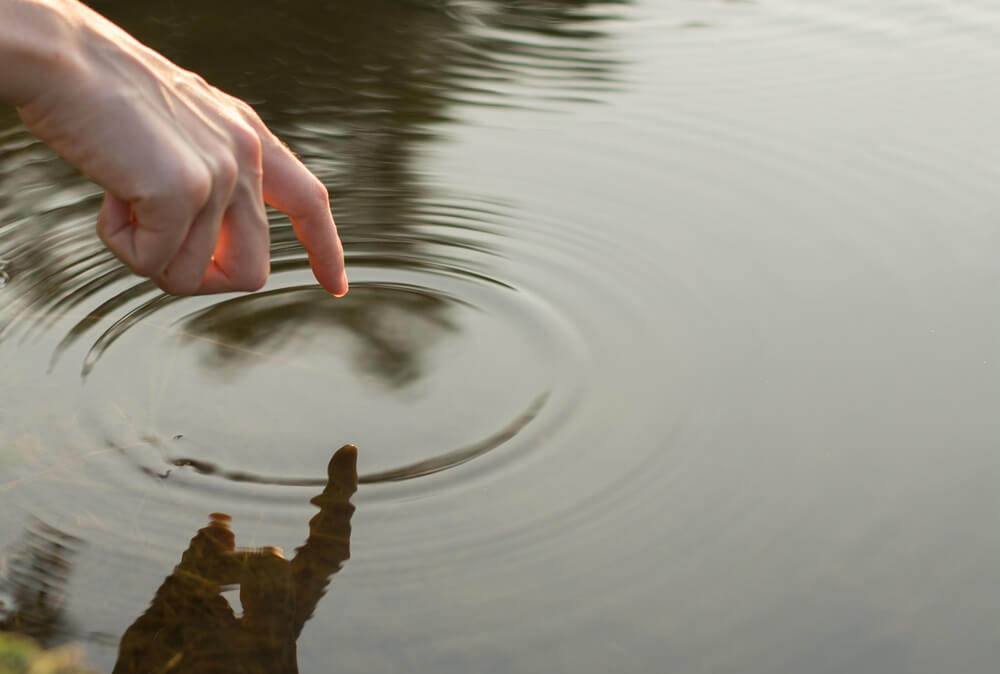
2 1 1000 671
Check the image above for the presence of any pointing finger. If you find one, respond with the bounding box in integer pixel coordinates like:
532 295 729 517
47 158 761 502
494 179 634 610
259 133 348 297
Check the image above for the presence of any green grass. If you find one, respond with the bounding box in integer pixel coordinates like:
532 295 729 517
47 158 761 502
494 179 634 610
0 633 97 674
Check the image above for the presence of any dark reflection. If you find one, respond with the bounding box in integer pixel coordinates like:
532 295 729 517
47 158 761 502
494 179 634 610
0 0 625 392
113 445 358 674
0 520 82 648
2 0 623 384
179 284 460 385
55 275 463 381
82 0 624 224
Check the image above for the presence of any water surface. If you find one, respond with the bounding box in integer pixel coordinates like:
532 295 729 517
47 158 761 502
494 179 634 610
2 1 1000 672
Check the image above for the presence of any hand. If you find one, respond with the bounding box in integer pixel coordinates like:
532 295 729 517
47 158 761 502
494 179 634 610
13 1 348 296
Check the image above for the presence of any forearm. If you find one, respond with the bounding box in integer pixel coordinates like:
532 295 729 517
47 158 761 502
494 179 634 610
0 0 87 106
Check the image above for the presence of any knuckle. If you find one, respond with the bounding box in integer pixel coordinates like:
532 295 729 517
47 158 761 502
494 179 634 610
181 72 211 93
157 273 200 296
132 252 166 278
234 264 269 292
127 260 155 278
177 164 213 207
307 177 331 209
130 179 166 207
231 97 264 125
230 123 262 166
215 155 239 188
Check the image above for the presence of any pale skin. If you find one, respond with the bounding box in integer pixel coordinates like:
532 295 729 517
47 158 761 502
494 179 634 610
0 0 348 296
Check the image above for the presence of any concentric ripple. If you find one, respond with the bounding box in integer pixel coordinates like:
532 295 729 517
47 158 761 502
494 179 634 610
54 252 577 493
3 1 1000 673
0 0 630 522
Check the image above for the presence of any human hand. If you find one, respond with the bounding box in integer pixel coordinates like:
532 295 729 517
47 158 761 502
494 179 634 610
12 0 348 296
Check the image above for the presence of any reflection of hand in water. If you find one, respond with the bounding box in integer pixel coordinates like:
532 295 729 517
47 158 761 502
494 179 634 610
113 445 358 674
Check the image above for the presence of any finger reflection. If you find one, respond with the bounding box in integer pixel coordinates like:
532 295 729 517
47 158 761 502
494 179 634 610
112 444 358 674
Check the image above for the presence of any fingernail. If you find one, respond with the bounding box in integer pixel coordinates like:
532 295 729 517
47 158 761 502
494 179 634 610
334 270 349 297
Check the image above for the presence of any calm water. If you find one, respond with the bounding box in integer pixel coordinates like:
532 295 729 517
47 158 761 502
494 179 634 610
2 1 1000 672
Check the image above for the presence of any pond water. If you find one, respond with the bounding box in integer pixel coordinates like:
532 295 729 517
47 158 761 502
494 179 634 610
2 0 1000 672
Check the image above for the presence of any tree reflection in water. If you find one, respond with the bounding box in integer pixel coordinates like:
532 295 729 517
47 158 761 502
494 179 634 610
113 445 357 674
2 0 623 365
0 1 621 663
84 0 624 237
176 283 460 387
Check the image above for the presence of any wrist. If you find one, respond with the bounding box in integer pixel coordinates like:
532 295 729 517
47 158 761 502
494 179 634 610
0 0 87 106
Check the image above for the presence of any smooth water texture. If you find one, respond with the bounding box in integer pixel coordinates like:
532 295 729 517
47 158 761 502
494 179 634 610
2 1 1000 672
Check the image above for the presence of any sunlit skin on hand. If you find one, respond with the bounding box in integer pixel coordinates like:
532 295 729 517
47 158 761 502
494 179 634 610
2 0 348 297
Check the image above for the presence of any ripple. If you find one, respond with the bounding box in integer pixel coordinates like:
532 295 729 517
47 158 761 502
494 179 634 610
67 274 562 490
162 391 547 486
5 2 997 671
18 224 584 502
0 171 654 573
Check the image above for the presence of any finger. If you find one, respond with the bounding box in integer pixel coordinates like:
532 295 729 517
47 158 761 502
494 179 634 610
327 444 359 496
259 133 348 296
197 184 271 294
98 191 200 281
131 198 200 279
201 515 236 552
156 181 231 295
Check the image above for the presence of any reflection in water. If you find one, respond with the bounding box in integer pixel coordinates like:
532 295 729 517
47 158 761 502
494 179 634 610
0 520 82 648
56 280 461 383
113 445 357 674
178 284 459 386
3 1 999 672
0 0 615 496
157 393 548 485
0 0 631 670
0 0 623 356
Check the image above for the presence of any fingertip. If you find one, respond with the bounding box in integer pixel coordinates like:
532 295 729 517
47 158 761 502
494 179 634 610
332 269 349 298
328 444 359 485
311 257 348 297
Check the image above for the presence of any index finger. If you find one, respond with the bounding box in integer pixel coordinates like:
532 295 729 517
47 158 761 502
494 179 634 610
259 132 348 297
